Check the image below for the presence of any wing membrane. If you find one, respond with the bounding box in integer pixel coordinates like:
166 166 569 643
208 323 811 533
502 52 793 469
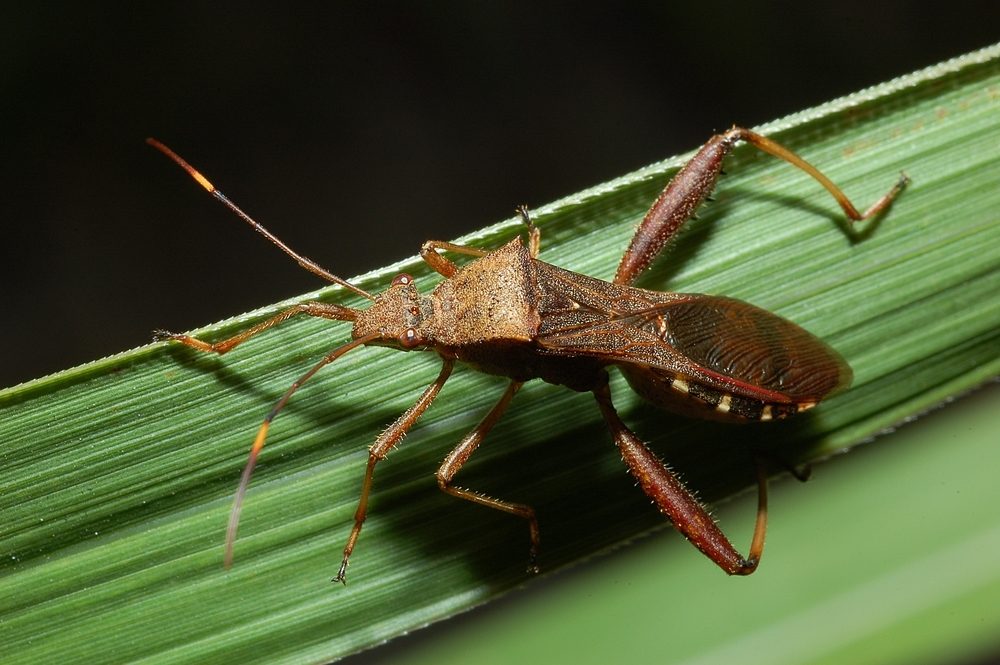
534 260 850 402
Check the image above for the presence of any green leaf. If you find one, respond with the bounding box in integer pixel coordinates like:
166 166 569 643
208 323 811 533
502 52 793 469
3 45 998 664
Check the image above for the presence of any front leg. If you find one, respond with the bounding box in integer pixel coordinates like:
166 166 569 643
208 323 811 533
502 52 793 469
420 205 543 277
155 301 355 355
420 241 487 277
615 126 909 286
334 358 455 584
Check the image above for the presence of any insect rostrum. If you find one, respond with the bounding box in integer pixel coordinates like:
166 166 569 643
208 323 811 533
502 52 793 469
149 127 907 583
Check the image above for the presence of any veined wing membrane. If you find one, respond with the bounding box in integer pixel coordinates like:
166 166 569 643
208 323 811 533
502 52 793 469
536 269 851 403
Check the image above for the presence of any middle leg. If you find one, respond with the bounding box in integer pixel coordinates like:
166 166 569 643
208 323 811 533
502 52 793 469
436 380 542 572
155 301 356 355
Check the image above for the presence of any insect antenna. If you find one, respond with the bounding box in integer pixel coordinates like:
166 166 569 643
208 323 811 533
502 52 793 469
224 331 380 568
146 138 375 302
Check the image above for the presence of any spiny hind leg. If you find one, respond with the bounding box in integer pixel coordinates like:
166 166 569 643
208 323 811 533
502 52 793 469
593 382 768 575
614 126 909 286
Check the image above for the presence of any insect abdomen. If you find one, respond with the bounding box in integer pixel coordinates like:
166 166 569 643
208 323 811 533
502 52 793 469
621 366 809 423
651 296 852 402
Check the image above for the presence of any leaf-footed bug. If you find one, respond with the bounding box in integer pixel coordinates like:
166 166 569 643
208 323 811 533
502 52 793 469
149 128 907 583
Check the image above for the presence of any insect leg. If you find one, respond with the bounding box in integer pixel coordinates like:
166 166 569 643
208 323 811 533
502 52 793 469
436 380 542 573
594 383 768 575
614 126 908 286
224 332 379 569
154 301 357 355
421 203 542 277
334 358 456 584
420 240 488 277
515 205 541 258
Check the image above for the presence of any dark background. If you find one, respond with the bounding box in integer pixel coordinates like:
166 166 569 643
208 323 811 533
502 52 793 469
2 4 996 388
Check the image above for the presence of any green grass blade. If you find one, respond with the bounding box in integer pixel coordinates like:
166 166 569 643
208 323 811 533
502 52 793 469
373 386 1000 665
2 44 999 664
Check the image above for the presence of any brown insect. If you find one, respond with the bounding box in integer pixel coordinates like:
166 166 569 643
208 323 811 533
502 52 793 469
148 128 907 583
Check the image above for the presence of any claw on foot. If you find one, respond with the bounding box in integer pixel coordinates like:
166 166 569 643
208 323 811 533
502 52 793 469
152 329 181 342
333 560 349 585
526 550 540 575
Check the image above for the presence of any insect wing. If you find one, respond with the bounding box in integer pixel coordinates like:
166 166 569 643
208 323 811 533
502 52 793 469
539 293 851 403
644 295 851 401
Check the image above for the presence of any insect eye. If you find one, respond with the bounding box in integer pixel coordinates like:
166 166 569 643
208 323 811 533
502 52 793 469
398 328 421 348
391 273 414 286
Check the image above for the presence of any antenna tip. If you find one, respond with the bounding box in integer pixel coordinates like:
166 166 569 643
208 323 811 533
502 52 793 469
146 137 216 193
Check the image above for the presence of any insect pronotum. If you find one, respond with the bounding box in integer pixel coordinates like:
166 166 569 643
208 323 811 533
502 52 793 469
149 128 907 583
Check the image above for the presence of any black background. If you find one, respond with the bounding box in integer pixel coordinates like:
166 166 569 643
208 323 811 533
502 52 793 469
2 4 997 388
